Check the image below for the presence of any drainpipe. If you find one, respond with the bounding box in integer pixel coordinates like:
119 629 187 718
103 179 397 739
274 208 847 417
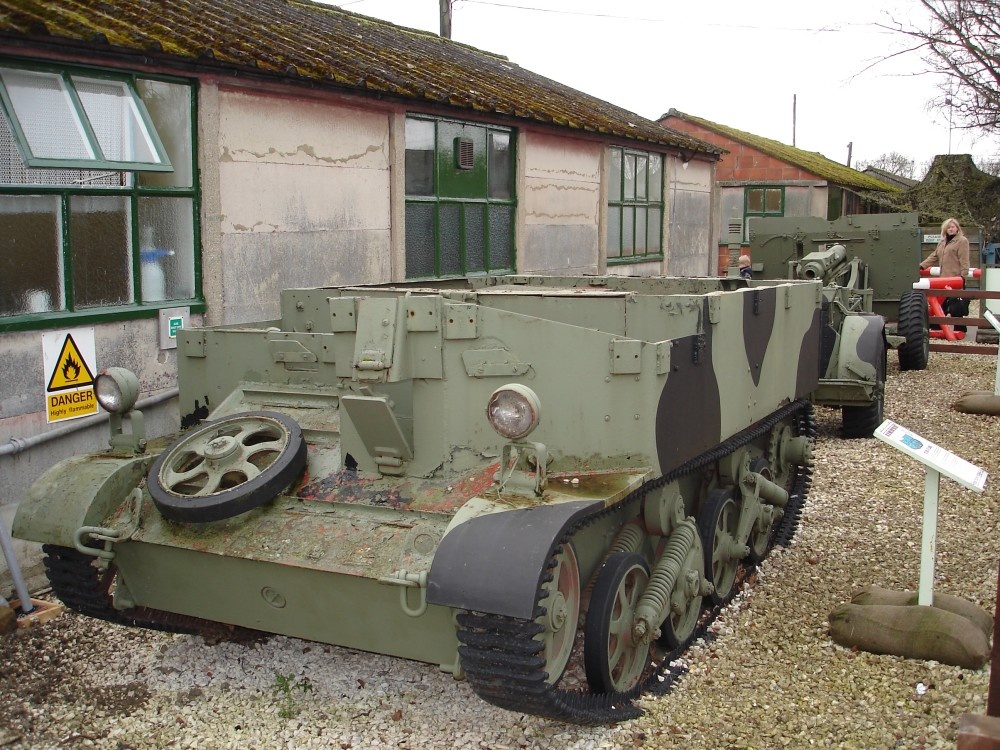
1 388 178 457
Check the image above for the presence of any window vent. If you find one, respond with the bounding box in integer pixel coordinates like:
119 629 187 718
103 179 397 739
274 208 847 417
454 137 474 170
726 218 744 243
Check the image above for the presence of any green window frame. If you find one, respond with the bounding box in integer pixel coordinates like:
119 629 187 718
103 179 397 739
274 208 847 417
404 115 515 279
0 60 201 331
744 186 784 222
607 146 663 263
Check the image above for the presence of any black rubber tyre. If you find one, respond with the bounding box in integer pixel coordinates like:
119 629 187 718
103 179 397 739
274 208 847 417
148 411 306 523
697 489 740 605
584 552 650 695
841 336 887 439
897 290 930 371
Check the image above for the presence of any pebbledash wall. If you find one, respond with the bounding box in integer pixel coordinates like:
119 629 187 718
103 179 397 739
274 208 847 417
1 71 717 592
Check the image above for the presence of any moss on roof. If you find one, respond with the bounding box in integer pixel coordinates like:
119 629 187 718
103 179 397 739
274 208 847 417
663 109 898 192
0 0 721 155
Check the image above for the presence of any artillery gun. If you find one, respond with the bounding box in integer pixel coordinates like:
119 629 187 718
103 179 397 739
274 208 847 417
748 212 931 371
17 275 835 724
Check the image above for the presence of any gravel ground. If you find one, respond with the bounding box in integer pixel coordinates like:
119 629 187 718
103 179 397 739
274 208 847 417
1 347 997 750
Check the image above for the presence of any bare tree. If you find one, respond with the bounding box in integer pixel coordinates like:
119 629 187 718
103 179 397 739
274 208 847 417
857 152 917 179
882 0 1000 134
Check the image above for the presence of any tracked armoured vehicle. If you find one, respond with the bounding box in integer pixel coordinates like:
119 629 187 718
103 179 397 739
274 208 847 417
15 275 826 724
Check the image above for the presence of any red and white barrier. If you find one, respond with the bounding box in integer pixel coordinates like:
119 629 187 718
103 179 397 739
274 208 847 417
918 266 982 278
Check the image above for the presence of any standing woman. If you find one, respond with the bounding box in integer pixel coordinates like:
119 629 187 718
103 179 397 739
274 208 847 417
920 217 972 326
920 217 971 279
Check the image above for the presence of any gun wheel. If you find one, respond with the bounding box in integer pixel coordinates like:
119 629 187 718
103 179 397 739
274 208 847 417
897 290 930 371
698 488 740 605
841 336 887 439
584 552 650 694
148 411 306 523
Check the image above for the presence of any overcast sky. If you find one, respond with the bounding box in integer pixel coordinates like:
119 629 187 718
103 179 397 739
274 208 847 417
332 0 998 175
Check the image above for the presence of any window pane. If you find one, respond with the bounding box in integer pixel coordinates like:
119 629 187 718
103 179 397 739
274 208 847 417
0 68 93 160
465 203 486 273
439 202 461 276
137 79 192 188
622 206 635 256
623 154 636 201
764 188 782 213
405 202 436 278
69 195 132 308
487 131 512 199
405 118 435 196
647 207 661 253
488 205 513 271
635 207 647 253
636 156 647 200
608 148 622 202
138 196 195 301
74 76 160 164
648 155 662 201
746 188 764 213
0 195 63 315
607 206 621 258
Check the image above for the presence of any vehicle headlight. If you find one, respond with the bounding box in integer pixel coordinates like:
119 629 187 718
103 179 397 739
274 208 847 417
486 384 541 440
95 367 140 414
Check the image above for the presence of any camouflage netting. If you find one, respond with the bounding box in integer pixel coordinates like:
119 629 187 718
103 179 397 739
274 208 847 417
862 154 1000 244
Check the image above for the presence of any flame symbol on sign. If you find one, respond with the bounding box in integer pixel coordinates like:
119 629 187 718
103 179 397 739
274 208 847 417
61 353 81 382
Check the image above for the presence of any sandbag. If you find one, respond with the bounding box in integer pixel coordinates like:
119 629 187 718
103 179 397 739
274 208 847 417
850 585 993 638
0 601 15 635
953 390 1000 416
828 603 989 669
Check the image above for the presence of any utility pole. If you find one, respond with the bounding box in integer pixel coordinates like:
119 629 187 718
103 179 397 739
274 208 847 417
440 0 453 38
846 142 853 167
792 94 796 147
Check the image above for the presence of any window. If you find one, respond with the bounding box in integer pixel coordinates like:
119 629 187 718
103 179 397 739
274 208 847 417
607 146 663 262
404 116 514 278
745 186 784 220
0 61 199 329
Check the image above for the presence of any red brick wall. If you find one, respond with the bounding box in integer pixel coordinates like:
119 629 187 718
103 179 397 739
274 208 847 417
663 118 821 182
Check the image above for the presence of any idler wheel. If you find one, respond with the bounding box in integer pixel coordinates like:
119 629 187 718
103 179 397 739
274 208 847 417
584 552 650 694
148 411 306 523
537 543 581 684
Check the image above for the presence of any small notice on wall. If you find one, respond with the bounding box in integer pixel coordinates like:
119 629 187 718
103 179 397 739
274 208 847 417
42 328 98 423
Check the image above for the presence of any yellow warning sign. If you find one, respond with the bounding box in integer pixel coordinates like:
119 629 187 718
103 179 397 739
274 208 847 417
46 333 96 392
46 388 98 422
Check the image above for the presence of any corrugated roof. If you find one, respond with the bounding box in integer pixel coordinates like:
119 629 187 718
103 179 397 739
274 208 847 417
0 0 721 156
662 109 897 191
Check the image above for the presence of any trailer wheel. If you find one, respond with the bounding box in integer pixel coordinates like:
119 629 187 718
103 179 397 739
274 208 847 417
148 411 306 523
841 337 887 439
897 290 930 371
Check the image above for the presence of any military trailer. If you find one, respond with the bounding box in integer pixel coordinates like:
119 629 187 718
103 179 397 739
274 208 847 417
747 212 932 371
18 275 837 723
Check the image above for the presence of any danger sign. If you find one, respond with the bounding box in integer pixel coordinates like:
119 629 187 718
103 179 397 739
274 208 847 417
42 328 98 423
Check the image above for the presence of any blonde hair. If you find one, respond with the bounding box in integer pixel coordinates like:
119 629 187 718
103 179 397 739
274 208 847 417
738 255 751 266
940 217 963 237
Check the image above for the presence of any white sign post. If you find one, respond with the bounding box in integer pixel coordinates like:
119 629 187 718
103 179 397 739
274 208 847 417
985 309 1000 396
874 420 987 606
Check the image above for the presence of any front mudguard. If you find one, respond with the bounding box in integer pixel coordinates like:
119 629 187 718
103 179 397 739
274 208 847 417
12 452 153 549
426 499 601 620
815 314 886 406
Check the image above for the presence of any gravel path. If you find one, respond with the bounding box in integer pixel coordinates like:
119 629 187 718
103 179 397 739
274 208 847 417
1 349 996 749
